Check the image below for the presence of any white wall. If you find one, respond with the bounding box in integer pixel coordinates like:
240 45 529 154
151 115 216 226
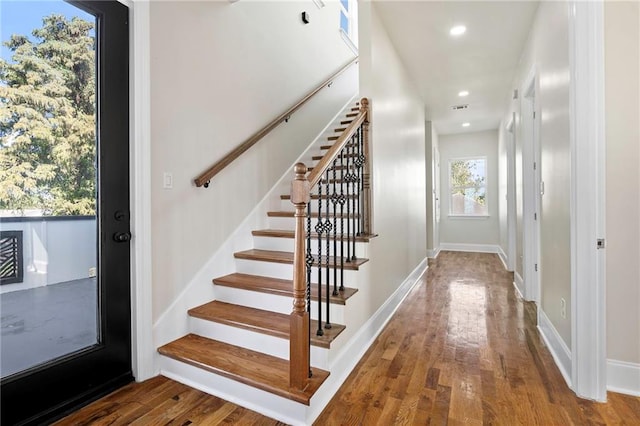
149 1 356 322
353 1 426 319
425 121 440 257
438 130 500 247
504 1 572 347
604 1 640 367
0 218 96 293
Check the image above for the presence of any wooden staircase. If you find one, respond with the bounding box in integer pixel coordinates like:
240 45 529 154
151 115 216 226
157 102 374 412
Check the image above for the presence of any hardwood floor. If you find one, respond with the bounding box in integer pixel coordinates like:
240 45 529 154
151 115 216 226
315 251 640 425
53 251 640 425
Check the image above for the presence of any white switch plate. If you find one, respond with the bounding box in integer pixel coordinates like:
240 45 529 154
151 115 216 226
163 172 173 189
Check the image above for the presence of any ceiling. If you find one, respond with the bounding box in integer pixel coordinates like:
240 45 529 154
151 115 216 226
373 1 540 135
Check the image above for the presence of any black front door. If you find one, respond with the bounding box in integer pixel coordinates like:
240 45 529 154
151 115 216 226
0 1 132 424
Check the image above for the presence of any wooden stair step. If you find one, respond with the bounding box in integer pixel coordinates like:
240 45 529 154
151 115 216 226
346 112 358 117
341 120 353 125
213 273 358 305
267 210 359 218
350 107 360 111
312 152 359 161
327 136 340 141
234 249 369 270
157 334 329 405
308 165 351 172
188 300 345 349
321 143 357 150
252 229 375 243
334 128 347 133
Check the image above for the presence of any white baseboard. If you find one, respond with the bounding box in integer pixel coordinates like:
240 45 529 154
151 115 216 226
427 247 440 259
439 243 500 254
305 257 428 424
537 309 572 388
497 247 508 270
514 271 524 299
607 359 640 397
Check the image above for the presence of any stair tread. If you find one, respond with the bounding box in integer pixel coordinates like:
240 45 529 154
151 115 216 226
234 249 369 270
213 273 358 305
252 229 375 242
280 193 358 200
189 300 345 349
157 334 329 405
267 210 360 218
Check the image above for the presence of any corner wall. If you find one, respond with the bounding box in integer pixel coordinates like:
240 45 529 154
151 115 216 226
355 1 427 319
604 0 640 388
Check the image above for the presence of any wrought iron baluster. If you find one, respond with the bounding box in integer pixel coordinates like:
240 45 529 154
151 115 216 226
345 137 352 263
349 135 357 261
356 125 364 236
314 180 324 336
305 202 312 377
339 150 346 292
331 159 339 296
324 168 332 329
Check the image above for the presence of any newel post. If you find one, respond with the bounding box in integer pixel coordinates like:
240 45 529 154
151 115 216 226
290 163 311 390
360 97 373 236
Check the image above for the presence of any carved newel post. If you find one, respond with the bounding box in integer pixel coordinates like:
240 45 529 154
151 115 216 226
290 163 311 389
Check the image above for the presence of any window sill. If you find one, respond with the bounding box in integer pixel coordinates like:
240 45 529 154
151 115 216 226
340 29 358 56
448 215 490 220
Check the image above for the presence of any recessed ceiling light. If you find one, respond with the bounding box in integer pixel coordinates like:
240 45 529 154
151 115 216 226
462 122 471 127
450 25 467 36
458 90 469 97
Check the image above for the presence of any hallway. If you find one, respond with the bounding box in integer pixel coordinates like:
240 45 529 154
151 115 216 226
315 251 640 424
54 251 640 425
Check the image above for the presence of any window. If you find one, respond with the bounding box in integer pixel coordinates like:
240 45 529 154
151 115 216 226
339 0 358 52
449 157 488 216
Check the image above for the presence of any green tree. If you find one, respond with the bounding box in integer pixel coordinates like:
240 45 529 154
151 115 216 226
0 14 96 215
450 159 486 205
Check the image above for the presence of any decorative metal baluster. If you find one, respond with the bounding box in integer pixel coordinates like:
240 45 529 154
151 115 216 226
305 202 313 377
331 159 339 296
315 180 324 336
349 135 357 261
345 137 352 263
356 125 364 237
339 150 346 292
324 168 332 329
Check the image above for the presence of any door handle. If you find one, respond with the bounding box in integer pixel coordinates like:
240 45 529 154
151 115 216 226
113 232 131 243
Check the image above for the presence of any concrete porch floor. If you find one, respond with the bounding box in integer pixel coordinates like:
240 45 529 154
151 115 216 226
0 278 98 378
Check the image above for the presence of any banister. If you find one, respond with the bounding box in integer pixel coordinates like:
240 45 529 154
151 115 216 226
194 56 359 188
307 103 367 188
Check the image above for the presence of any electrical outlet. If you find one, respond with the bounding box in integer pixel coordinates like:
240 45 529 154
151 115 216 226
163 172 173 189
560 298 566 319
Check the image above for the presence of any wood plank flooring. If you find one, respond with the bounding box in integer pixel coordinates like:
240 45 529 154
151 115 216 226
53 251 640 425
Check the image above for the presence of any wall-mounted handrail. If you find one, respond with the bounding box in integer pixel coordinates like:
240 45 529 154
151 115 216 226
194 56 359 188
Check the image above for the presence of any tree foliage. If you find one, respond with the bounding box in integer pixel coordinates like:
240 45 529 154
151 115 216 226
0 14 96 215
450 159 486 205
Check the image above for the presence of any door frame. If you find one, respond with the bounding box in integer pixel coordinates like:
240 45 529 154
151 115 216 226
568 0 607 402
521 67 541 304
505 113 517 273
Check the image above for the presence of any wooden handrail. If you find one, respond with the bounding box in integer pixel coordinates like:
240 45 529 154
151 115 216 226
194 57 359 188
307 101 367 188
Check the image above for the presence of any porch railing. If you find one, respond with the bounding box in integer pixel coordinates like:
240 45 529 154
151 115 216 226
289 97 372 389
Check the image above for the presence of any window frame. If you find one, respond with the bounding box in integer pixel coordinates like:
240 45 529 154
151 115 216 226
448 156 489 218
339 0 358 54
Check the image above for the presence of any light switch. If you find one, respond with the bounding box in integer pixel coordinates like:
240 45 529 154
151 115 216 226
163 172 173 189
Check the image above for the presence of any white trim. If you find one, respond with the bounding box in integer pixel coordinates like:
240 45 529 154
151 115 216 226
538 309 572 388
568 0 607 402
427 247 441 259
340 30 359 56
497 246 508 270
129 0 155 382
512 275 524 299
514 271 524 299
447 215 490 220
439 243 500 254
607 360 640 397
506 112 517 272
521 66 540 304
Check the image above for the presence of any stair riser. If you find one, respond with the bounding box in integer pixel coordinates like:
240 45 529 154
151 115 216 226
189 317 331 369
252 236 368 258
213 284 347 323
234 258 362 282
158 357 310 426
